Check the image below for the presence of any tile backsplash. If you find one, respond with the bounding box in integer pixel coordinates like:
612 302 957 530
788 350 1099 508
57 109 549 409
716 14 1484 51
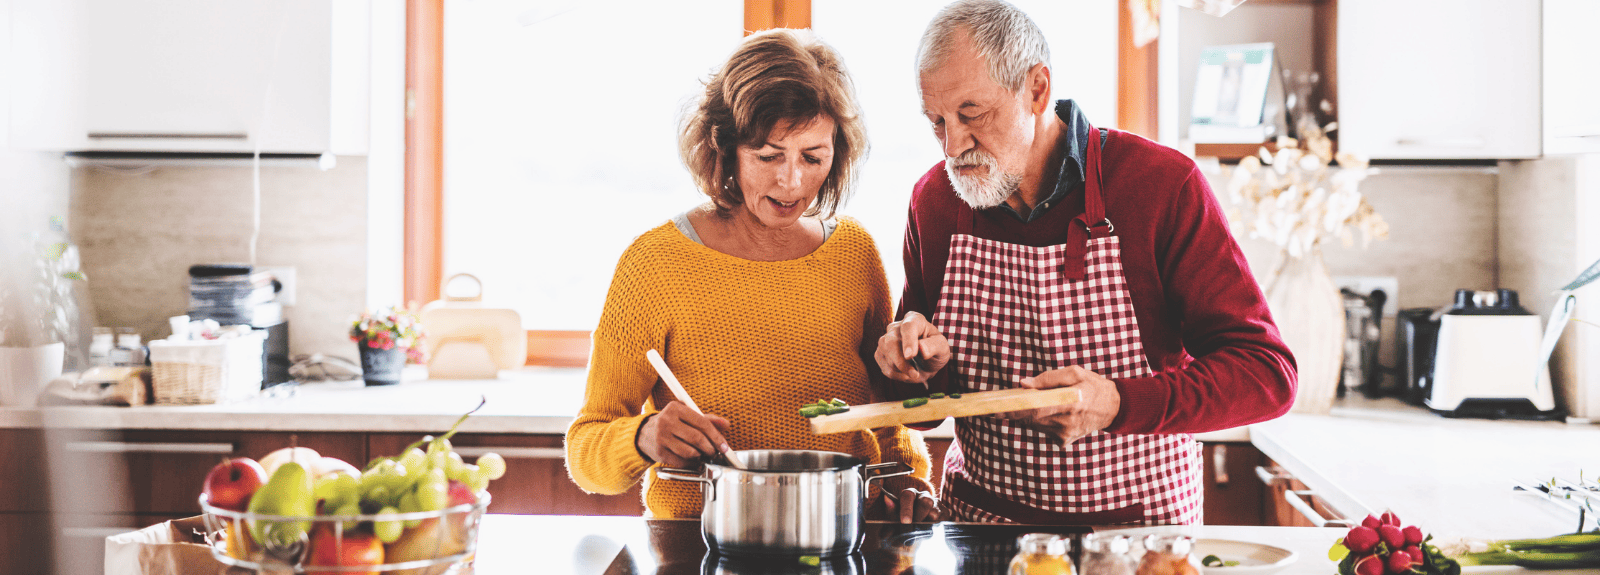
70 157 367 359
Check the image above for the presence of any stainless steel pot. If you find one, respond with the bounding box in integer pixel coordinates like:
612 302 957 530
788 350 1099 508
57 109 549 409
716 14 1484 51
658 449 911 557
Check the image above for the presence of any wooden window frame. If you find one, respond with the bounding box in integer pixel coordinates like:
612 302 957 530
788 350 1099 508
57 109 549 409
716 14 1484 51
403 0 811 366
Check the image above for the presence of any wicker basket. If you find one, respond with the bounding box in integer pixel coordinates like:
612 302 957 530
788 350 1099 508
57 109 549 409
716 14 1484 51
148 333 265 405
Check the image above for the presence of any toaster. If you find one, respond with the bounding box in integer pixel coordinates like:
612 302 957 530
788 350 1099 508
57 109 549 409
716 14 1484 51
1426 289 1557 418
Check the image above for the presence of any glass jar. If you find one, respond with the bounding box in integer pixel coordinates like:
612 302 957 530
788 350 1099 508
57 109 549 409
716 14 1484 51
1137 534 1202 575
1009 533 1074 575
1079 533 1137 575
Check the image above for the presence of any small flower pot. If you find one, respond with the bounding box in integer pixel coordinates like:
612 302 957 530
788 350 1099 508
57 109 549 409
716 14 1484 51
357 342 405 386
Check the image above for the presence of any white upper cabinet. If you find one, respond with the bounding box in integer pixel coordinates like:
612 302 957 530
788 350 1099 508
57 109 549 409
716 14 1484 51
1544 0 1600 156
1337 1 1541 160
8 0 368 154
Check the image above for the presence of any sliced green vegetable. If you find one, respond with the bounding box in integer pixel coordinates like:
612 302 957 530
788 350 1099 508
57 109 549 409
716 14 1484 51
948 392 962 398
902 397 929 408
930 392 945 399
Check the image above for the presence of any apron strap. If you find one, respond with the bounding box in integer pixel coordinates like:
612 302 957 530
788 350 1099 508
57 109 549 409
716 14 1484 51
1063 124 1109 280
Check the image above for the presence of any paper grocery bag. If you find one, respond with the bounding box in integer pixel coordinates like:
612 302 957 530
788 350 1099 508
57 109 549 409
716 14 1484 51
104 516 254 575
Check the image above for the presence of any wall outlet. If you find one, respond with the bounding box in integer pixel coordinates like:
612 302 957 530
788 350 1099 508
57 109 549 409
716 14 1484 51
261 266 297 306
1333 275 1398 317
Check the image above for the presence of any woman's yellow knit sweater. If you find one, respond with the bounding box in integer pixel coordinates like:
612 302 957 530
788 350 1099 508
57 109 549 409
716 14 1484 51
565 216 933 518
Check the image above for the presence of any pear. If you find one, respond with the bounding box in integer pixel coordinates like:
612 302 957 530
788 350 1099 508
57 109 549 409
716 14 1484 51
246 461 316 549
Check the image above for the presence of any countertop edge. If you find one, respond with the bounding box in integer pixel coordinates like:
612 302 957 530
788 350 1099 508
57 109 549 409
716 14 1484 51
1249 417 1374 522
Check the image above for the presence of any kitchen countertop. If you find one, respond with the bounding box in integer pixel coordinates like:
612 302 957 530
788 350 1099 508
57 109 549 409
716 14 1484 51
471 514 1348 575
0 366 1249 441
1252 395 1600 541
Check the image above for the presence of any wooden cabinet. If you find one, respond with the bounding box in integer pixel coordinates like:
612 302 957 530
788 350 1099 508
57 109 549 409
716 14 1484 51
43 429 365 575
47 429 366 517
1338 0 1541 159
8 0 368 154
1257 456 1352 527
1201 442 1268 526
369 432 644 516
1 428 53 575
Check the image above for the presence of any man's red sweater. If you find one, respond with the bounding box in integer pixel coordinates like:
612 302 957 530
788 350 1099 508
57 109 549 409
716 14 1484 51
897 128 1297 435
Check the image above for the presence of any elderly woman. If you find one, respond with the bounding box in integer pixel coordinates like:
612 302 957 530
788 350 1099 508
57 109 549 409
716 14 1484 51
565 28 938 523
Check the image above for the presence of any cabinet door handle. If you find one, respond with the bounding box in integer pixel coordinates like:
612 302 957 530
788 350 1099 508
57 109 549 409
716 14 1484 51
1284 489 1354 528
1395 137 1485 148
1253 465 1291 486
1212 444 1230 485
65 441 235 454
88 132 249 140
453 446 564 459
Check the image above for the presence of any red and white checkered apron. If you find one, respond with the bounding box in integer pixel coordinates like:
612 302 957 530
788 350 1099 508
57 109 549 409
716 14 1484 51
932 128 1202 525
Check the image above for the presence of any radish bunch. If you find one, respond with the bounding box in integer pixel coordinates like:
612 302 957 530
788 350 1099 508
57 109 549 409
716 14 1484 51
1329 511 1460 575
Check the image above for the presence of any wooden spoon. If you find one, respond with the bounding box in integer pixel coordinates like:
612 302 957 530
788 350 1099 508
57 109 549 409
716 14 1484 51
644 349 746 469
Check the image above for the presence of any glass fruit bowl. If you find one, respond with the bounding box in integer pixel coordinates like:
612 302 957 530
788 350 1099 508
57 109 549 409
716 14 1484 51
199 492 490 574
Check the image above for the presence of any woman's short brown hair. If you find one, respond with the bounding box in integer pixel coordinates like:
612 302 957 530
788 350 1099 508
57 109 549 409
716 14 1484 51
679 28 867 220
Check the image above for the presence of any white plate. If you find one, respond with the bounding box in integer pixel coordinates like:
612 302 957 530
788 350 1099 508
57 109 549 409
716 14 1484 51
1194 538 1298 575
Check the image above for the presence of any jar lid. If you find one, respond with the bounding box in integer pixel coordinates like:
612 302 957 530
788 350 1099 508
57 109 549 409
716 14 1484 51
1016 533 1069 556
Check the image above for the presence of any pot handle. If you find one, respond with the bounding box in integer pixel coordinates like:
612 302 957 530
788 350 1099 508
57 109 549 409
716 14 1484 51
657 467 716 501
863 461 913 491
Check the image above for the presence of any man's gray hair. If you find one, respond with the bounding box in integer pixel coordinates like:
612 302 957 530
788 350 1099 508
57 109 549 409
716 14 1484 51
917 0 1051 94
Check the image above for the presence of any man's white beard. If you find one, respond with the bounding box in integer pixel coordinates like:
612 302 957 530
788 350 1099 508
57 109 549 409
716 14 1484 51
944 149 1019 209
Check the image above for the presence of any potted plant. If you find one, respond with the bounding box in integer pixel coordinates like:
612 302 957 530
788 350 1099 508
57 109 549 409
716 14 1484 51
349 306 425 386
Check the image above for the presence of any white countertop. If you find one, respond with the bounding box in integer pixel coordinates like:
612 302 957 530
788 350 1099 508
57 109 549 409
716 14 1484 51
1250 396 1600 541
0 366 1250 442
1 367 590 433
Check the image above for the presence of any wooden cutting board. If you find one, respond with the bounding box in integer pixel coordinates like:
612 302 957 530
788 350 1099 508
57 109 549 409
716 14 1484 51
808 387 1081 434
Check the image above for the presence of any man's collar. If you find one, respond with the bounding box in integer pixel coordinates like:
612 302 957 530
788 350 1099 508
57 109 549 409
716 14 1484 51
994 99 1092 222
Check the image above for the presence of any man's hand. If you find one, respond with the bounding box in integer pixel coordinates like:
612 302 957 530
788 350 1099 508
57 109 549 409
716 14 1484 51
875 312 951 385
636 401 733 468
1001 366 1121 444
874 487 942 523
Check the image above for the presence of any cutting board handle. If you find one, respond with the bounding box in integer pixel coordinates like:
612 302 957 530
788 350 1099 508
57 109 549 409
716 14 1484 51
442 273 484 302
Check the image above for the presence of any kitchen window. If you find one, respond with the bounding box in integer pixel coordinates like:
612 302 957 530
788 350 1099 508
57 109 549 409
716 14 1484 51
401 0 1127 359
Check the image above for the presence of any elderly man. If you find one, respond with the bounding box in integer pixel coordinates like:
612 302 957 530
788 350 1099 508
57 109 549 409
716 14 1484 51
875 0 1297 524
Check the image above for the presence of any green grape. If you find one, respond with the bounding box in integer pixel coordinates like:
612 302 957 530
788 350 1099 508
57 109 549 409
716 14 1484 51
314 470 361 509
364 485 392 508
466 463 496 493
465 472 489 494
399 448 427 475
373 506 403 543
476 452 507 480
334 500 362 531
398 491 422 529
426 436 453 456
416 471 449 511
445 451 468 481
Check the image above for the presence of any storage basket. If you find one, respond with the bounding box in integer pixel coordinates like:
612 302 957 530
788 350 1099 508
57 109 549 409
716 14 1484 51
148 332 265 404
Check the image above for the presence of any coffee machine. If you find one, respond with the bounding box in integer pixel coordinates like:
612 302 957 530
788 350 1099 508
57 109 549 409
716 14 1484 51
1423 289 1556 418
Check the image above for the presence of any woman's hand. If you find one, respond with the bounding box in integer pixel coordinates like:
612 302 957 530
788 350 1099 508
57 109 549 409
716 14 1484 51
875 487 942 523
636 401 733 468
875 312 952 385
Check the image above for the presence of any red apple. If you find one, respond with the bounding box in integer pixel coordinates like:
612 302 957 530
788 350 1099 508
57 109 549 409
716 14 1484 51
203 457 268 511
308 524 384 575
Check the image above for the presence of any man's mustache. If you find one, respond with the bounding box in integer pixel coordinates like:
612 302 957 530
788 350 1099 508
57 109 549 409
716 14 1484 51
946 149 995 170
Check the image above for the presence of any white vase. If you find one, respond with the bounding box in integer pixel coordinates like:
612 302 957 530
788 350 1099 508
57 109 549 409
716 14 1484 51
0 342 66 407
1264 248 1345 415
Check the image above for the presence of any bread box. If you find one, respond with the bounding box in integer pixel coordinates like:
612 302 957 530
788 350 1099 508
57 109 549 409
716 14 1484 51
419 274 526 379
